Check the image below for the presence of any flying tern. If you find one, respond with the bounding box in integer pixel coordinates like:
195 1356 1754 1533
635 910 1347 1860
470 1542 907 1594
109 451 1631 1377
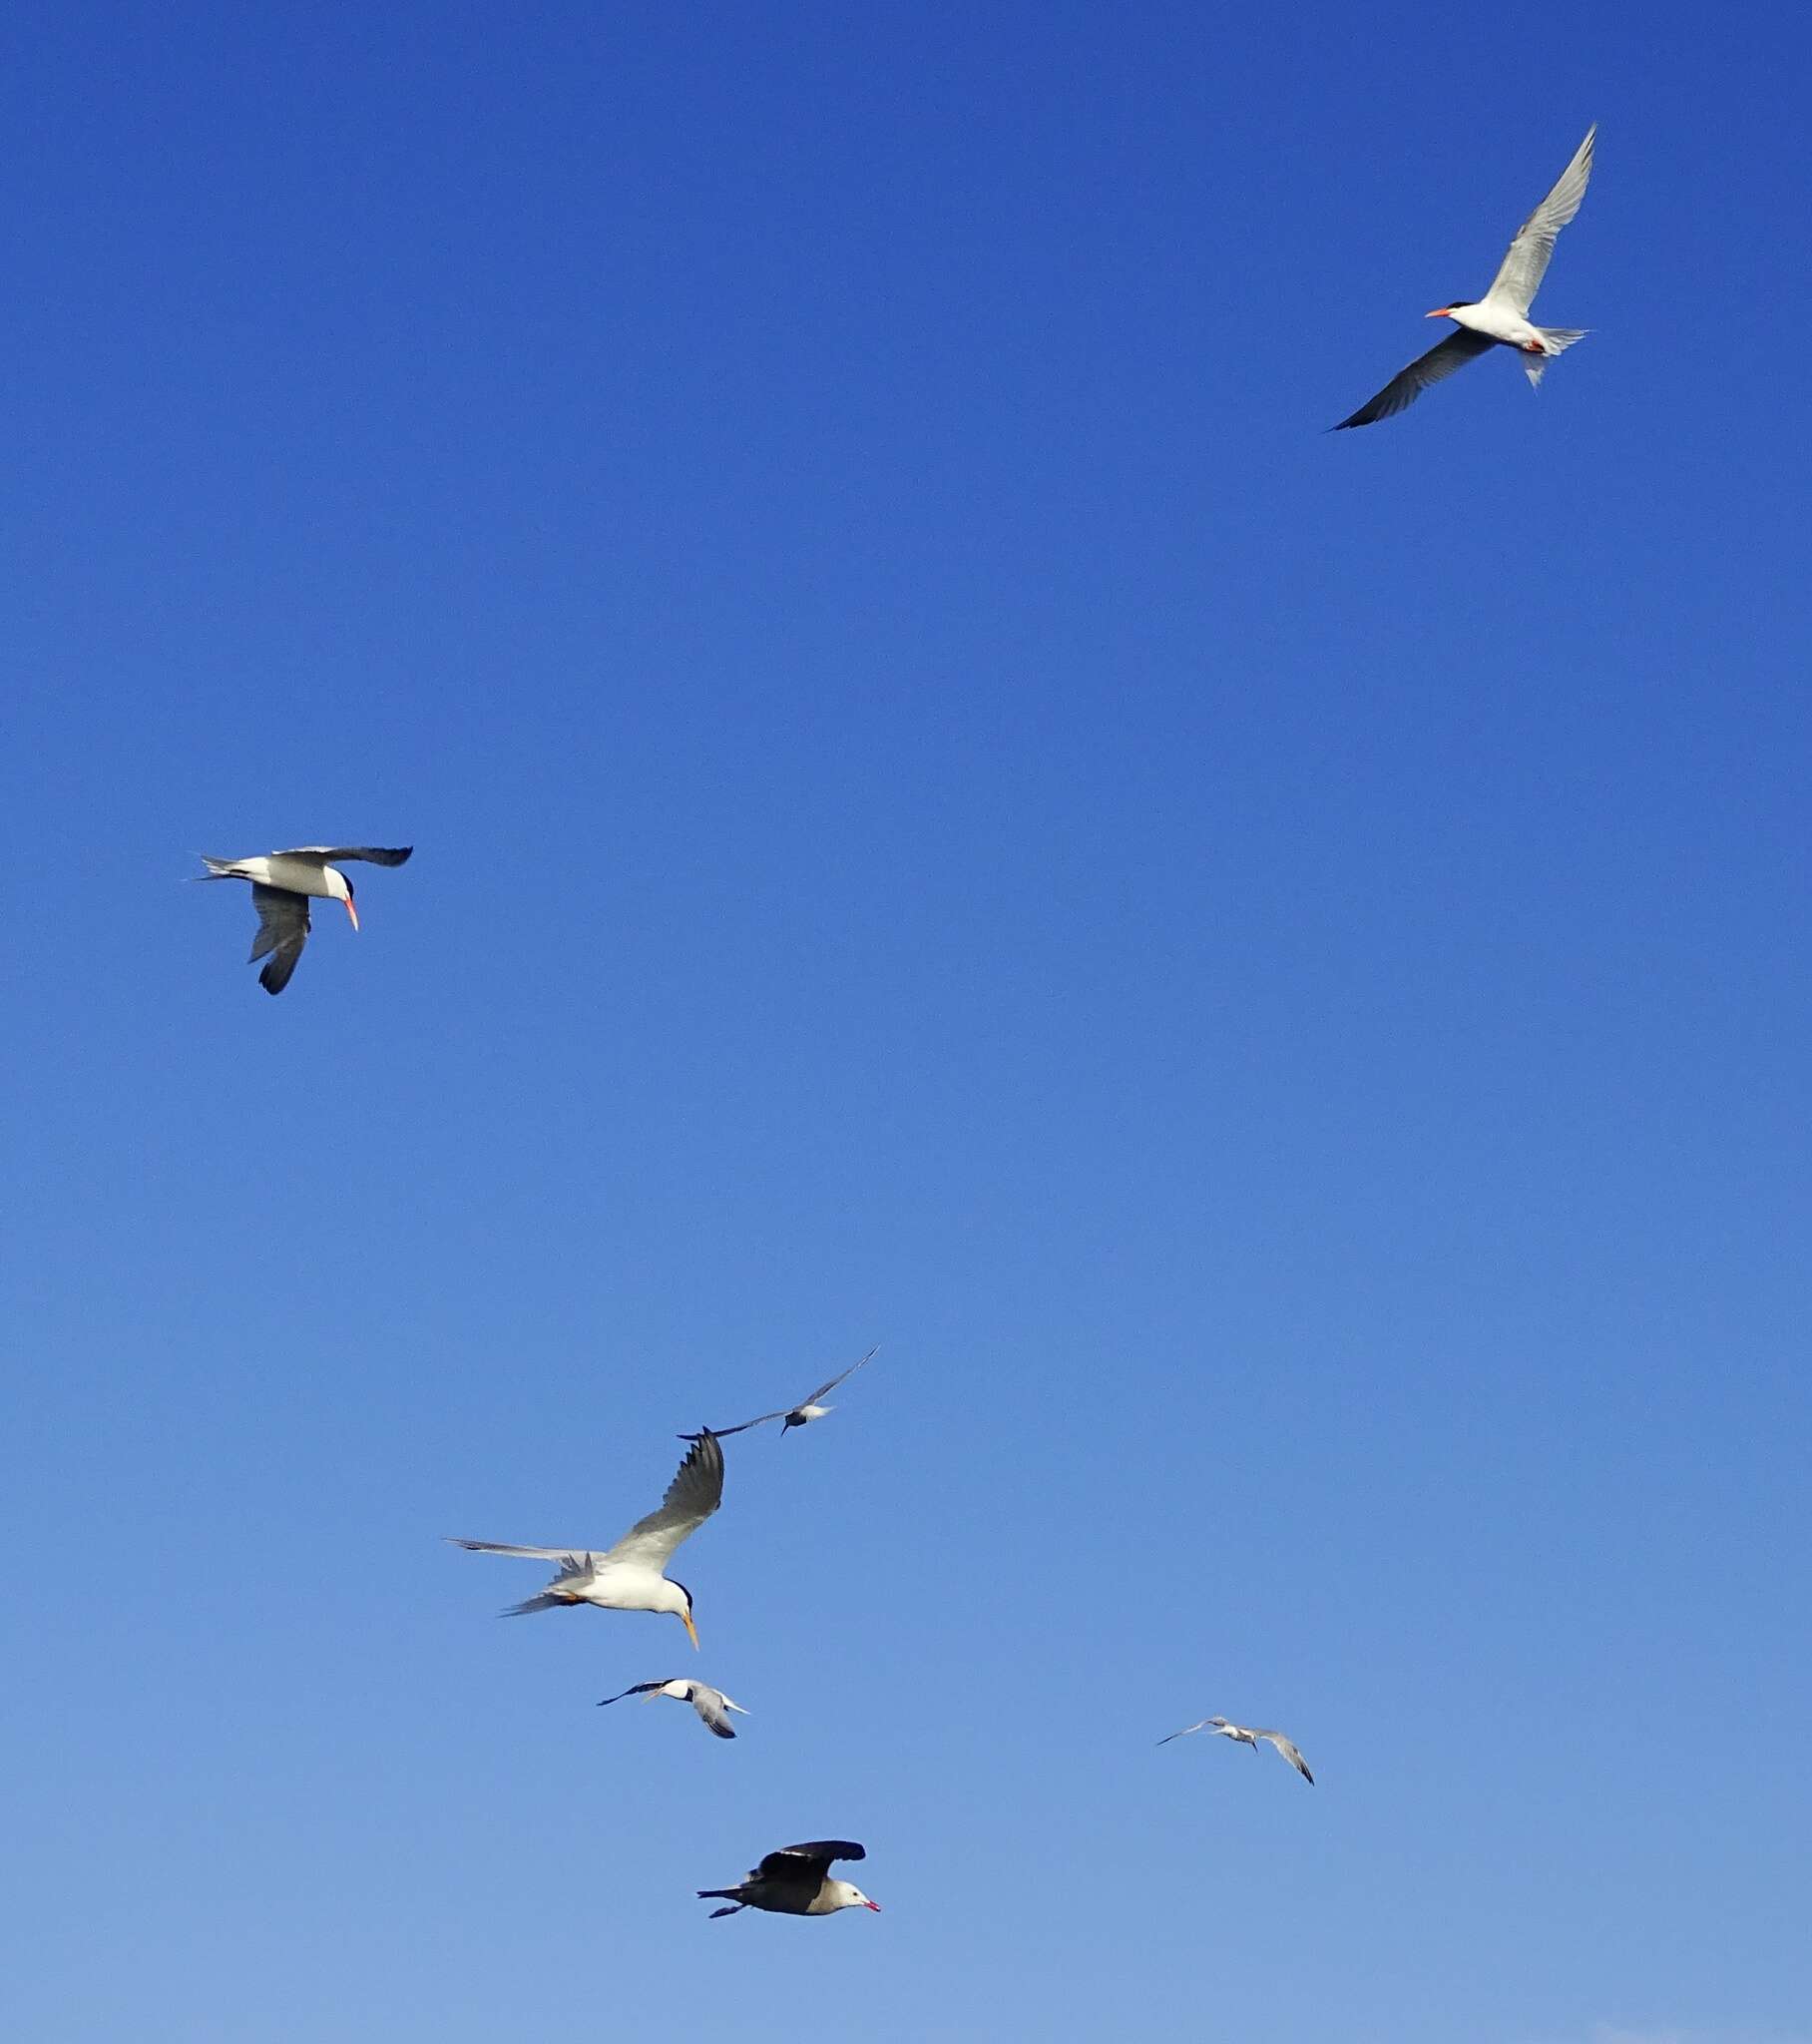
197 845 413 994
698 1839 880 1919
1158 1716 1314 1784
682 1345 881 1440
597 1678 748 1740
449 1430 723 1646
1333 125 1595 429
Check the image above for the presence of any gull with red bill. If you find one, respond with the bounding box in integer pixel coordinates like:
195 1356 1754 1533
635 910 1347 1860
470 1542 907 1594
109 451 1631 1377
1333 124 1595 429
697 1839 880 1920
197 845 413 995
448 1429 723 1648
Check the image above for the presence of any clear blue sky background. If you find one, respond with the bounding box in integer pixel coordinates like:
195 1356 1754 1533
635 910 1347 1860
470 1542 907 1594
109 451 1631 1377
4 4 1808 2040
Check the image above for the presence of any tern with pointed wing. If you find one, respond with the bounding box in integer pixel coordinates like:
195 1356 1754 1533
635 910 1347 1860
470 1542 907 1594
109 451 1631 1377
448 1431 723 1647
196 845 413 994
1158 1716 1315 1784
597 1678 748 1740
1333 125 1595 429
683 1345 881 1441
698 1839 880 1919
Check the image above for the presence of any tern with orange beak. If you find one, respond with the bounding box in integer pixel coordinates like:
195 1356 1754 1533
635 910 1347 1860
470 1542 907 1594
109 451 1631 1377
1333 125 1595 429
697 1839 880 1920
197 845 413 994
448 1430 722 1647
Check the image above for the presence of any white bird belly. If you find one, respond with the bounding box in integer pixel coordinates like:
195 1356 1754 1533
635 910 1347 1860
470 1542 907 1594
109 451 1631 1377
260 857 339 898
1451 302 1541 348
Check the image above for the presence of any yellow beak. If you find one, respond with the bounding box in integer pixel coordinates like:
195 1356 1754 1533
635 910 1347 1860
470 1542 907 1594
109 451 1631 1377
680 1606 699 1650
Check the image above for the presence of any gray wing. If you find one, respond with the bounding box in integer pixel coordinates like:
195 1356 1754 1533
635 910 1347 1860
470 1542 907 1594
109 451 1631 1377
597 1682 669 1707
756 1840 864 1881
445 1537 599 1567
1156 1719 1212 1746
681 1412 787 1440
689 1686 739 1740
1332 329 1495 429
800 1343 881 1407
248 884 310 995
1484 125 1595 315
604 1430 725 1569
277 845 414 866
1254 1731 1315 1784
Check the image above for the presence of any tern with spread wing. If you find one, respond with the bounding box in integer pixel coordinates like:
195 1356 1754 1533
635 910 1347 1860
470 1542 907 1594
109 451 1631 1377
1158 1715 1315 1784
449 1430 723 1646
698 1840 880 1919
1333 125 1595 429
683 1344 881 1440
597 1678 748 1740
196 845 413 994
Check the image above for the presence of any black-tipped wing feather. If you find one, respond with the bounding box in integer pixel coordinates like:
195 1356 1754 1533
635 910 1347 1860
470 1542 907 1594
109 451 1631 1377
1333 328 1495 430
607 1429 724 1567
248 884 311 995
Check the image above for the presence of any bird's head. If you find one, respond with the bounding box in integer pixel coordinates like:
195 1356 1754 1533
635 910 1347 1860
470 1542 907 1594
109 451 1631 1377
324 867 359 929
665 1579 699 1649
1425 301 1471 321
828 1882 882 1913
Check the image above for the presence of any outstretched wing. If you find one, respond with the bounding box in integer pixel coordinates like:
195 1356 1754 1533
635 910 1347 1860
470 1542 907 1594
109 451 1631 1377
603 1430 724 1569
800 1343 881 1407
1332 329 1495 430
1484 125 1595 316
755 1840 865 1882
681 1412 787 1440
277 845 414 866
597 1682 669 1707
247 884 311 995
445 1537 599 1568
1156 1718 1212 1746
1256 1731 1315 1784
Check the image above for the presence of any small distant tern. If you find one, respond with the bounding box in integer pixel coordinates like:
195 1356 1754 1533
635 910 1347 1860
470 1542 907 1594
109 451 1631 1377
683 1345 881 1441
1158 1716 1315 1784
597 1678 748 1740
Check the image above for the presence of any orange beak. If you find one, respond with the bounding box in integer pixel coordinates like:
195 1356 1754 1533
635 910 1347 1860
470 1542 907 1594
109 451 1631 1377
680 1607 699 1650
343 897 360 932
1425 307 1453 319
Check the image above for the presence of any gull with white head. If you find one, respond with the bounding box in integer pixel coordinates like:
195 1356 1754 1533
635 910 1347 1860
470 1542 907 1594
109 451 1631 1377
697 1839 880 1920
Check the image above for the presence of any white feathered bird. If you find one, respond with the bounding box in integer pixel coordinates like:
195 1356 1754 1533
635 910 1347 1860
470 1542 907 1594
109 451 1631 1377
1334 125 1595 429
1157 1715 1315 1784
196 845 413 994
597 1678 748 1740
448 1431 723 1647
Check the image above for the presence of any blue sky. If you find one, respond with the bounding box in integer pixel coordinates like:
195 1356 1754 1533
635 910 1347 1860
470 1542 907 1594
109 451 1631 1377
5 3 1809 2039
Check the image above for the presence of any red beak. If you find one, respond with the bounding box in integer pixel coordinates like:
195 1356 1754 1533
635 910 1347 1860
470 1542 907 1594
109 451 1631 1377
343 897 360 931
1425 307 1452 319
864 1900 882 1912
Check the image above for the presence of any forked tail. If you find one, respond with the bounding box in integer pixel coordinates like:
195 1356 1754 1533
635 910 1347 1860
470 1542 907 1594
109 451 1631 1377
698 1889 744 1918
1525 327 1589 389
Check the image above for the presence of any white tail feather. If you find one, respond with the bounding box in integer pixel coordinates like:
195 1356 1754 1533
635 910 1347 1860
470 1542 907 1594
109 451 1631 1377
1526 326 1589 389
